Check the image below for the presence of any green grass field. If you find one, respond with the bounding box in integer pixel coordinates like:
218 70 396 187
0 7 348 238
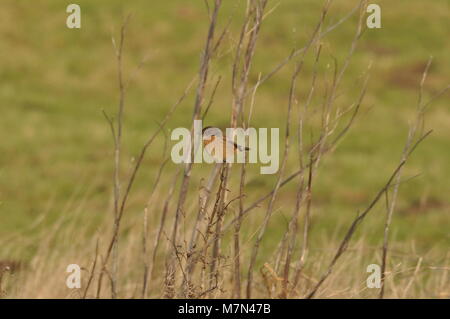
0 0 448 298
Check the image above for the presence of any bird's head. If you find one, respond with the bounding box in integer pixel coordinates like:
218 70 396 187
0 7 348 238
202 126 222 138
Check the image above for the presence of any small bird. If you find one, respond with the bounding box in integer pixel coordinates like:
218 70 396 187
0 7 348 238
202 126 249 163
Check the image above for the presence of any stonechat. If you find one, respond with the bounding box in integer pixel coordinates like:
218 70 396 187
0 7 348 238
202 126 250 163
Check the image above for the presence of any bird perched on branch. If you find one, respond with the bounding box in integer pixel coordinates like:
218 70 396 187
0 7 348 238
202 126 249 163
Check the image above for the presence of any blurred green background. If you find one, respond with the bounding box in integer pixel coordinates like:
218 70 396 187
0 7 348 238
0 0 448 259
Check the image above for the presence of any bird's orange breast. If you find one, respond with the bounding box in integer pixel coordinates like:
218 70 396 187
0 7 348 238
203 135 216 147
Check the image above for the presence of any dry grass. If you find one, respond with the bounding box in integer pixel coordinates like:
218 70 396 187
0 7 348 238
1 0 449 299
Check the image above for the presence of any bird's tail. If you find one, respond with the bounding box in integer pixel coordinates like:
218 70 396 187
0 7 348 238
232 141 250 151
237 144 250 151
